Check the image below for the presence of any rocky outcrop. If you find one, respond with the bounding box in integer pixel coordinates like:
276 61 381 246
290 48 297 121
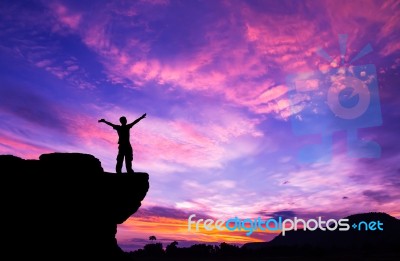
2 153 149 260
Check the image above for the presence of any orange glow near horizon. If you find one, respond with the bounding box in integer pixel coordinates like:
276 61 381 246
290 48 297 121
117 216 279 249
117 210 400 250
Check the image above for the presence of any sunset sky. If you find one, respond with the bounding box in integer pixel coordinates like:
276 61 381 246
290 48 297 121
1 0 399 251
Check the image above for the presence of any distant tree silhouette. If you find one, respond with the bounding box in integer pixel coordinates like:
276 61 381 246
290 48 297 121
166 241 179 257
189 244 215 257
143 242 164 258
217 242 241 257
149 235 157 242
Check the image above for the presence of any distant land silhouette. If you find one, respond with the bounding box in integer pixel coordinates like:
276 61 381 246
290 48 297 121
2 153 149 260
243 212 400 250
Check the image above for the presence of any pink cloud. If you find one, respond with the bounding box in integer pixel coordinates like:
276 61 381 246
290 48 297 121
0 135 52 159
67 65 79 72
35 59 52 68
140 0 170 5
50 2 82 30
133 115 263 169
20 0 400 121
45 66 70 79
83 4 319 119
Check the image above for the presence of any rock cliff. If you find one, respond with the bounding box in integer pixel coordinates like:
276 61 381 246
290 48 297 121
2 152 149 260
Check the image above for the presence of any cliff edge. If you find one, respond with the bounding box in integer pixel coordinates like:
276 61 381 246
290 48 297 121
2 152 149 260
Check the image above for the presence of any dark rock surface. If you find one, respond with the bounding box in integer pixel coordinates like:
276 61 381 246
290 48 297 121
2 152 149 260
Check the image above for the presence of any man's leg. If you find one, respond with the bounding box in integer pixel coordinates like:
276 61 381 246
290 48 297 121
125 145 134 173
116 150 124 174
126 158 134 174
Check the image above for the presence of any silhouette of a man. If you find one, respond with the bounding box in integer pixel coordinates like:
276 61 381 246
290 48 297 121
98 113 146 173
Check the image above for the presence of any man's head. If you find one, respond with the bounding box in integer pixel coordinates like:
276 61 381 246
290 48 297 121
119 116 127 125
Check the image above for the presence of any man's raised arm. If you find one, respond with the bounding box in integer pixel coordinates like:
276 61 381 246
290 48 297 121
98 119 117 128
128 113 146 127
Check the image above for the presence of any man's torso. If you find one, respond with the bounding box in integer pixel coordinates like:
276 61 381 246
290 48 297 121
114 125 131 145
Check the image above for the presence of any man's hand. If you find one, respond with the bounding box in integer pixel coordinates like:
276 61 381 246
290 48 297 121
141 113 146 119
98 119 105 123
